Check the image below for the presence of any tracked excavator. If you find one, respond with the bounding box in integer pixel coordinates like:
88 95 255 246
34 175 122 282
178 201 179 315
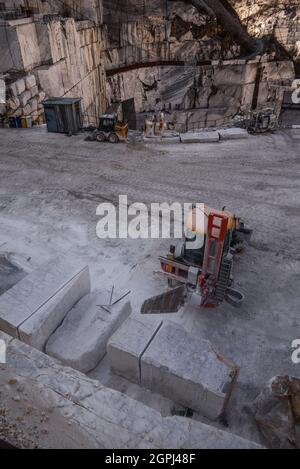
142 205 252 315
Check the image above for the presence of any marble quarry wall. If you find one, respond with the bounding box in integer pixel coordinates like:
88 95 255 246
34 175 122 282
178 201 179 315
102 0 296 128
0 2 105 125
0 0 103 22
0 0 299 128
106 59 294 130
102 0 240 69
231 0 300 64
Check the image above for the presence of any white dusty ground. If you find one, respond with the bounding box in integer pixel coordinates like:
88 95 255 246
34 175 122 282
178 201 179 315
0 126 300 446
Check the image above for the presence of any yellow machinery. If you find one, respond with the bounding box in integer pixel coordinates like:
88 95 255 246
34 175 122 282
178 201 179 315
93 115 129 143
142 204 252 314
242 109 278 134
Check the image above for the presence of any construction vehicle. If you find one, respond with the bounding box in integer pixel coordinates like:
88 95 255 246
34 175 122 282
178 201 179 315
241 109 278 134
92 114 129 143
141 205 252 315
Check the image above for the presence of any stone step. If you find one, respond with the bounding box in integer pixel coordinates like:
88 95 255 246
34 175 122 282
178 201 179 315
46 290 131 373
19 269 90 351
108 318 239 421
0 331 264 449
141 321 239 420
108 316 163 384
0 255 90 350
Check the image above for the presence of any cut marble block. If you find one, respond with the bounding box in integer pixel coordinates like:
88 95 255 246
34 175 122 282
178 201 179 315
0 331 12 364
0 255 90 345
180 131 220 143
0 330 14 346
46 290 131 373
107 316 163 384
0 335 263 449
141 322 239 420
18 268 91 351
218 128 249 140
143 136 181 144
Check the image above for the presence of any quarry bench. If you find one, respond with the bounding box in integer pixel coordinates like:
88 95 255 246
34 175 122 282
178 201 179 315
0 255 91 350
108 317 239 421
0 256 132 374
0 330 263 449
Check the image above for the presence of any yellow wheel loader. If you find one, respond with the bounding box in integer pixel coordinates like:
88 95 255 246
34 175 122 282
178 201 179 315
93 115 129 143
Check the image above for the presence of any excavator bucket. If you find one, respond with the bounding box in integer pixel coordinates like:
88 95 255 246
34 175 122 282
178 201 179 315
141 285 186 314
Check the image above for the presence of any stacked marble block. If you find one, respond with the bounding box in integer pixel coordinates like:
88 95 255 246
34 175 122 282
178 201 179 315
7 75 46 124
179 129 249 144
108 317 239 421
0 256 131 373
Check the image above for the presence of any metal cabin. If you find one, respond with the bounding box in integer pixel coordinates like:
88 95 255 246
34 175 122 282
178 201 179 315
43 98 82 134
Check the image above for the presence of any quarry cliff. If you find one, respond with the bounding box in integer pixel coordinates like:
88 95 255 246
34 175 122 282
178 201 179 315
0 1 298 127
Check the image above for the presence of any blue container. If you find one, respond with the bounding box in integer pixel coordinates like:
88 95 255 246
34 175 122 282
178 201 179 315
16 117 22 128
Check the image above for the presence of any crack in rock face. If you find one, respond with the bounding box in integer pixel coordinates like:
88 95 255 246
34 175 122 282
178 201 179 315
170 14 219 41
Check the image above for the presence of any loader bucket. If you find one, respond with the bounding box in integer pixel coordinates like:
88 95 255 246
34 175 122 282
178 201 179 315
141 285 186 314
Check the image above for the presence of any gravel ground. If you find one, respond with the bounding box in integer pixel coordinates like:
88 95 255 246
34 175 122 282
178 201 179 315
0 126 299 445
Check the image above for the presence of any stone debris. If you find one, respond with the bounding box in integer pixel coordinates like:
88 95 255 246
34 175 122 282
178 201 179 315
0 332 263 449
254 375 300 449
108 318 239 420
46 290 131 373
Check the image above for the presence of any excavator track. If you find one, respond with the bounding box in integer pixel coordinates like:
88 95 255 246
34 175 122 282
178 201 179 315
215 258 232 302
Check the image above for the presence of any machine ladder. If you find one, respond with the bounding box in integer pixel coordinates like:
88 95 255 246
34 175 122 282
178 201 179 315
201 212 228 280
